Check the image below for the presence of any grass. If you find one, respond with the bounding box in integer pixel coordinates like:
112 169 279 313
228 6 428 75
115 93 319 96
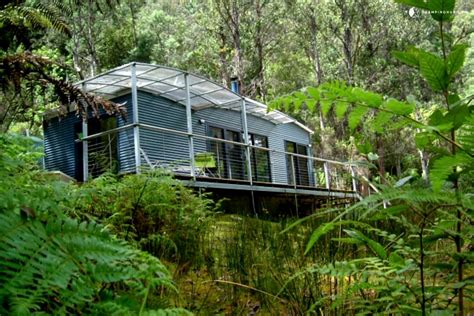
167 213 352 315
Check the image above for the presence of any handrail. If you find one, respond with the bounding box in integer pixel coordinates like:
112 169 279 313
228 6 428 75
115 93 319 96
75 123 136 142
77 123 360 167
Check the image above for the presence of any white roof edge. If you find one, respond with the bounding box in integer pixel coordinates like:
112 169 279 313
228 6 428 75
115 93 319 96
243 97 314 134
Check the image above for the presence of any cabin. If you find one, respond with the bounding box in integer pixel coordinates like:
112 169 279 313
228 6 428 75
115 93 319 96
43 63 358 214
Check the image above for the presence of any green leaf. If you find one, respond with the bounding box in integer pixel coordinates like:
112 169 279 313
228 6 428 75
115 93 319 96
415 132 434 148
447 94 461 107
446 44 468 78
351 88 383 107
294 91 306 100
331 237 360 244
430 153 470 191
444 104 470 130
335 102 349 119
428 0 455 22
384 98 415 115
293 98 303 111
306 100 317 112
388 252 405 267
344 229 387 259
320 99 332 117
372 111 393 133
394 0 429 9
392 46 423 68
419 51 448 91
305 222 336 254
306 86 320 100
305 220 365 254
355 139 373 155
348 106 369 131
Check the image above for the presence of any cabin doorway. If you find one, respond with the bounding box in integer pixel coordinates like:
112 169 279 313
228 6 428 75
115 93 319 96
74 116 118 181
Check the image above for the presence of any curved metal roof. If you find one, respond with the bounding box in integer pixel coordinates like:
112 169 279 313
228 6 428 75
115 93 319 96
75 62 313 133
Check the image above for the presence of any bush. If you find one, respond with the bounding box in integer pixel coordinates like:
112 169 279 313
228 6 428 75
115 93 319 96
72 170 216 269
0 134 185 314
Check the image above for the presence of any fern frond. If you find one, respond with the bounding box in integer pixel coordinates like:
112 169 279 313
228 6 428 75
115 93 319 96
0 212 174 314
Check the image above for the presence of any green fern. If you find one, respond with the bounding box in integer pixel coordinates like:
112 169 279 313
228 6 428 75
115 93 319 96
0 211 175 314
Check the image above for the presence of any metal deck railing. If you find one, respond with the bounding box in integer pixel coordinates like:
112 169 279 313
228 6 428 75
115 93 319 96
76 124 362 195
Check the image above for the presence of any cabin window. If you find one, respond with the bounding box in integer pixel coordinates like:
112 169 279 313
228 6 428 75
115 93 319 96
249 134 271 182
207 126 271 182
285 141 310 186
207 126 245 180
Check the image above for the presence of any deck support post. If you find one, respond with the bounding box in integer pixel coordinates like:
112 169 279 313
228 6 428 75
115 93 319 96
241 99 253 185
324 161 330 190
241 98 257 216
184 73 196 179
290 154 299 217
350 165 358 193
131 63 141 174
82 83 88 182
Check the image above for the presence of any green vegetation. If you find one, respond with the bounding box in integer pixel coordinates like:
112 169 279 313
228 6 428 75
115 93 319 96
1 0 473 314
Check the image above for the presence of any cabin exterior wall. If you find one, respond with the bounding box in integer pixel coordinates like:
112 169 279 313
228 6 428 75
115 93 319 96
43 114 80 178
43 90 312 186
136 91 311 185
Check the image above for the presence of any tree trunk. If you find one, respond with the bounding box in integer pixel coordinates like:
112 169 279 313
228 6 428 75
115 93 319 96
254 0 265 100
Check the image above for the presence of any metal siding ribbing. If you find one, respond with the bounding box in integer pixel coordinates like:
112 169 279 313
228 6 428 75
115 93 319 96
137 92 190 167
133 92 310 185
43 90 311 184
43 113 80 178
113 94 136 174
271 123 311 184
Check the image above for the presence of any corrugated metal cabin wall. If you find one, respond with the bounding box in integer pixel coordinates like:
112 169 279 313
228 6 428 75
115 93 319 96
112 94 135 173
43 112 81 178
43 93 135 181
135 91 193 167
129 91 312 184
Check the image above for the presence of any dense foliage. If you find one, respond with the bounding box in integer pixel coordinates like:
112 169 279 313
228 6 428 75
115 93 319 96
271 0 473 314
0 135 197 314
0 0 473 314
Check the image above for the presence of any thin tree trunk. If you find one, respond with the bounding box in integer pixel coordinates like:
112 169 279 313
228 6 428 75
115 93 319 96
254 0 265 100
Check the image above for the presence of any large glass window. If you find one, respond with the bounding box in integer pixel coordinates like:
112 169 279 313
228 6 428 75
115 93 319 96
206 127 271 182
285 141 310 186
207 126 245 180
249 134 271 183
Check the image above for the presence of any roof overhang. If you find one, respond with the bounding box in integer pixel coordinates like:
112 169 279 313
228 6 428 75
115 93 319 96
51 62 313 134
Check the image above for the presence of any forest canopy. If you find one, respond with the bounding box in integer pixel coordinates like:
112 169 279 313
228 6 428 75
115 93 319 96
0 0 473 314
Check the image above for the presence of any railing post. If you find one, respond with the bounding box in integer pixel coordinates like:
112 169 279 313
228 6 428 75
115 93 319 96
350 165 358 193
241 98 253 185
290 153 299 216
184 73 196 179
131 62 141 174
324 161 330 190
82 82 88 182
290 154 297 188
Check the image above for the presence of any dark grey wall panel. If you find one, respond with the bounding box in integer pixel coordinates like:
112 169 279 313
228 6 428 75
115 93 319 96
113 94 135 174
43 113 80 178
